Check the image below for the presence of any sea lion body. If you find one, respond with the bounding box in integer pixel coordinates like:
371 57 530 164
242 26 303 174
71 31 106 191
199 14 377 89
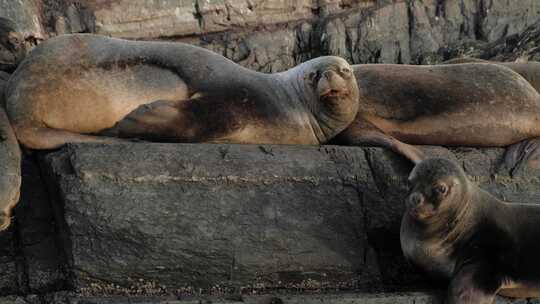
402 158 540 303
0 74 21 231
444 57 540 93
6 34 359 149
333 63 540 172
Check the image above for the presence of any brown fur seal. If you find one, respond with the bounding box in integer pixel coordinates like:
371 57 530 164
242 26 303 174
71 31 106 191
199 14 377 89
443 57 540 93
6 34 359 149
331 63 540 175
0 17 26 72
0 81 21 231
402 158 540 303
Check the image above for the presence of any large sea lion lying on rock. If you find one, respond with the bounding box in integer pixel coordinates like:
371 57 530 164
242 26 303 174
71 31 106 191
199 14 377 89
331 63 540 175
402 158 540 303
6 34 359 149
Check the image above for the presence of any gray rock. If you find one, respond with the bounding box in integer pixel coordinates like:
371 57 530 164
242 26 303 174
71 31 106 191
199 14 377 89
13 153 68 293
36 142 540 296
6 291 539 303
42 143 382 291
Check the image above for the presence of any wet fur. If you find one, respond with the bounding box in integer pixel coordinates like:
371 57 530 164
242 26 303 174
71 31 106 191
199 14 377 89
402 158 540 303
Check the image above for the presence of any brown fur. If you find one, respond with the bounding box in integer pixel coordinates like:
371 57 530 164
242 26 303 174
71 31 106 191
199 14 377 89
6 34 359 149
332 63 540 173
402 158 540 303
443 57 540 93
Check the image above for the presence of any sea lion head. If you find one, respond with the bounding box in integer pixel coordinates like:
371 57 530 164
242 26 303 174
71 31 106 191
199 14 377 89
295 56 360 142
0 18 26 72
406 158 470 222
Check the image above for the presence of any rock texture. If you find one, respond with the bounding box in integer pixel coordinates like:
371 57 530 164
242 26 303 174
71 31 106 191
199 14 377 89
31 143 539 297
43 143 382 292
3 291 540 303
1 1 540 72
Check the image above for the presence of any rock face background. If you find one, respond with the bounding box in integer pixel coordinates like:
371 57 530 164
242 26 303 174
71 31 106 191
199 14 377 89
1 0 540 303
1 0 540 72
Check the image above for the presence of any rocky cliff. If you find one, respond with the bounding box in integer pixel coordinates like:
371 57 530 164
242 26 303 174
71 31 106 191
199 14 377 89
2 0 540 73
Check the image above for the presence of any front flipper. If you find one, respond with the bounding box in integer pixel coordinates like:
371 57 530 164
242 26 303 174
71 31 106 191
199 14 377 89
101 100 185 141
101 94 247 143
448 264 500 304
503 137 540 177
334 119 425 164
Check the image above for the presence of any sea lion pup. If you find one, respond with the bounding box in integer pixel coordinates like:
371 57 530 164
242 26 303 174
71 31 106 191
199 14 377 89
443 57 540 93
6 34 359 149
331 63 540 174
402 158 540 303
0 17 26 72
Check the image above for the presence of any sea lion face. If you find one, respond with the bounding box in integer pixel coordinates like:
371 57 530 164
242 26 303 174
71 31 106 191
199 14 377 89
406 158 468 221
0 18 26 72
299 56 360 141
303 56 359 106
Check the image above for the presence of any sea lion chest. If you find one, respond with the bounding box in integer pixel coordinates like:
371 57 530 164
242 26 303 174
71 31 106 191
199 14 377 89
401 217 456 279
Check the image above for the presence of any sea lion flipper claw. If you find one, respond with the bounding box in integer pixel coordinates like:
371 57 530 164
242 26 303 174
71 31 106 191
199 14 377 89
504 137 540 176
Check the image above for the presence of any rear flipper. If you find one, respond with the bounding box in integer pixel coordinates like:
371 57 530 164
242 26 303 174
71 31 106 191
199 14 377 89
503 137 540 177
333 120 425 164
14 125 127 150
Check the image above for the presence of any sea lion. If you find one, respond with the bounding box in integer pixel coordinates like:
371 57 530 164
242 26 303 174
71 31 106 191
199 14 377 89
402 158 540 303
331 63 540 175
6 34 359 149
0 17 26 72
0 77 21 231
443 57 540 93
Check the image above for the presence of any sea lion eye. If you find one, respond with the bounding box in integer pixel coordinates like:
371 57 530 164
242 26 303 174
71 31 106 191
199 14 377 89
309 70 321 82
8 33 20 45
340 67 351 74
434 184 448 195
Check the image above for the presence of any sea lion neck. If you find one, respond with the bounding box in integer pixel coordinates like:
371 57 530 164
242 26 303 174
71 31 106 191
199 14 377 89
421 179 479 246
272 70 327 143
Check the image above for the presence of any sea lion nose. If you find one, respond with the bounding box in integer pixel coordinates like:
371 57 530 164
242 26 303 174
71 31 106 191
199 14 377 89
408 192 424 207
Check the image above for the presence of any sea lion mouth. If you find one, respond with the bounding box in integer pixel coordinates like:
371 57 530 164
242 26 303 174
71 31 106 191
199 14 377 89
408 207 434 220
319 88 349 99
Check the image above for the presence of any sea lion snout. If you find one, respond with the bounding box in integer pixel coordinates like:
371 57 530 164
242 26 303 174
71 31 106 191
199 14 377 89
317 69 351 99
